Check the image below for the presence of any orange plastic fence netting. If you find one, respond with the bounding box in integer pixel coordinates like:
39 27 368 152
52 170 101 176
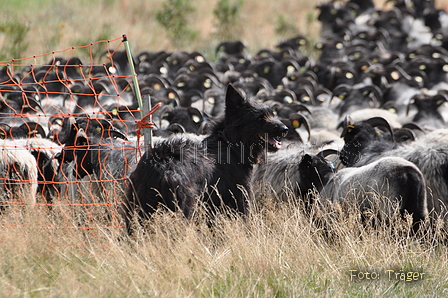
0 36 145 230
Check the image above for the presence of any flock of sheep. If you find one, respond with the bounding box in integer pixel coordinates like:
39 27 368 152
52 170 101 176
1 0 448 235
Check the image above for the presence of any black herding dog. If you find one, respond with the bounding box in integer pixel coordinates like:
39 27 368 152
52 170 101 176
123 84 288 228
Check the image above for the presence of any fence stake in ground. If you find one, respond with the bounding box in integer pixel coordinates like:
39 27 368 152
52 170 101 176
123 34 154 152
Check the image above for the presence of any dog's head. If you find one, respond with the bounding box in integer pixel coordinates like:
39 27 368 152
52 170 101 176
224 84 288 153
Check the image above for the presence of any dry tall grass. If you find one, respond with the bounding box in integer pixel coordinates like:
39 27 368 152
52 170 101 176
0 194 446 297
0 0 448 296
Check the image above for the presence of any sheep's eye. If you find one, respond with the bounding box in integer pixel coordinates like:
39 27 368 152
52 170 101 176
409 53 416 59
96 127 102 132
112 108 118 116
192 115 201 123
189 65 195 71
72 86 82 93
208 97 215 104
315 43 323 50
204 79 211 89
336 43 343 49
160 67 168 74
414 76 423 83
346 72 354 79
391 71 400 80
302 96 310 102
177 81 185 88
433 52 441 58
154 83 161 90
338 94 346 100
419 64 426 70
284 96 293 104
168 92 176 99
443 65 448 72
263 66 270 74
292 120 301 128
171 59 178 65
388 107 397 113
347 125 354 133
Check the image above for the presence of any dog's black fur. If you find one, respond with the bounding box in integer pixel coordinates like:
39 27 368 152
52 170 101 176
123 84 288 229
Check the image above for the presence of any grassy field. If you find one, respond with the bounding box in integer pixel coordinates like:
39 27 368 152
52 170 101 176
0 0 448 297
0 198 446 297
3 0 445 61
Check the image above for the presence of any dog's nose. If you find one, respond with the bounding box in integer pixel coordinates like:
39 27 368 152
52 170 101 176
280 125 288 137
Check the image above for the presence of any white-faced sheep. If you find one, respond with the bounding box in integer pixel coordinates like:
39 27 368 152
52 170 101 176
0 140 38 207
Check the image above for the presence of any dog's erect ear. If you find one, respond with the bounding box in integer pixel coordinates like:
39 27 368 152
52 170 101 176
225 84 245 110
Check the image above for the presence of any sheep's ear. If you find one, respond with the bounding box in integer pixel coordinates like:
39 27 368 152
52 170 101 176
225 84 245 110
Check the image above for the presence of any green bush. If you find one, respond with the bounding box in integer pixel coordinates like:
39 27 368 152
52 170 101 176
156 0 199 48
274 14 298 37
0 18 29 61
212 0 245 41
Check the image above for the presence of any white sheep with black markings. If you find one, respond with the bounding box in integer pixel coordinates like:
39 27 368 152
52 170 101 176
12 137 63 205
0 140 38 207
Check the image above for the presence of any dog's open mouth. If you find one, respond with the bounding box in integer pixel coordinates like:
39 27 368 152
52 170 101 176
258 134 283 151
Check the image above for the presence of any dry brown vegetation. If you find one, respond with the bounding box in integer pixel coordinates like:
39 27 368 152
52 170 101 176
4 0 448 60
0 194 447 297
0 0 448 296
